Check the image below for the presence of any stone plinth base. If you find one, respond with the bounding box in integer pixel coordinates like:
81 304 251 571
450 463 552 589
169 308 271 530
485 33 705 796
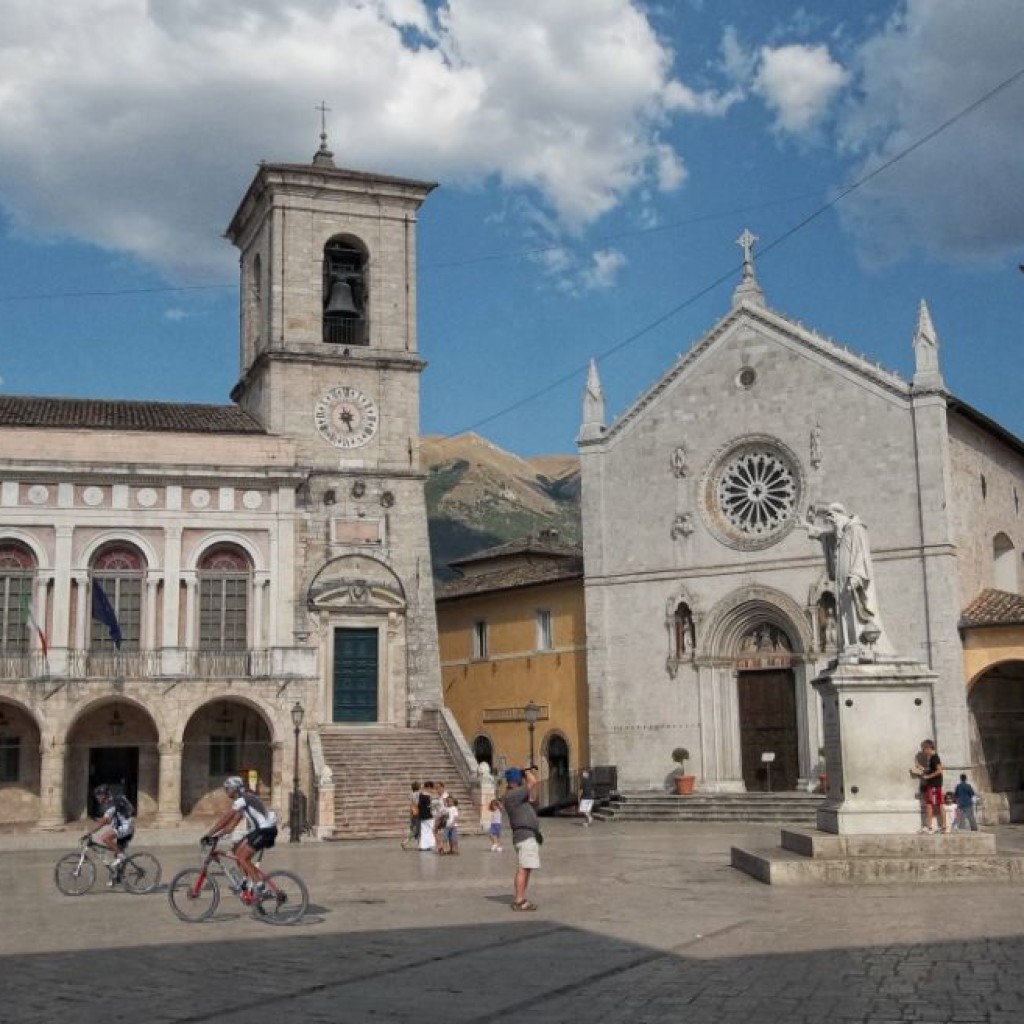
731 827 1024 885
813 656 936 835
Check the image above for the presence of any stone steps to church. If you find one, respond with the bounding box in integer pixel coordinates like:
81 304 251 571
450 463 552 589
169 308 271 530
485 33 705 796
603 791 822 825
319 727 474 839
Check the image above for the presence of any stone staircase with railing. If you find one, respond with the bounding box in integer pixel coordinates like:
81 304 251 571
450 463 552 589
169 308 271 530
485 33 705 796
601 790 824 825
319 726 476 839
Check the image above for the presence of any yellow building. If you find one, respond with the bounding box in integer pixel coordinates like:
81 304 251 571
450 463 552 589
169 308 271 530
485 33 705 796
960 589 1024 820
436 533 588 793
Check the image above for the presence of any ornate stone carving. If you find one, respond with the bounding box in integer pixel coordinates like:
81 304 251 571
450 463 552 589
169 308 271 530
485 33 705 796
810 422 822 470
82 486 104 506
190 489 211 509
27 485 49 505
670 445 688 478
136 487 158 508
242 490 262 510
671 512 694 539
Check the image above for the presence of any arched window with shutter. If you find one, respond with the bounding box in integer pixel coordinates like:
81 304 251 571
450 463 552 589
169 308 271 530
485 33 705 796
0 542 36 653
90 544 144 651
198 545 252 651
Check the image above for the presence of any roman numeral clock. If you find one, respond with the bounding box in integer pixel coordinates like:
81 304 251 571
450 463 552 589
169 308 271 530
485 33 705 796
313 385 380 449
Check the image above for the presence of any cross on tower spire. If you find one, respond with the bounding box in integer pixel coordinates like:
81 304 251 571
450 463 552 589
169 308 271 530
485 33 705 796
313 100 336 167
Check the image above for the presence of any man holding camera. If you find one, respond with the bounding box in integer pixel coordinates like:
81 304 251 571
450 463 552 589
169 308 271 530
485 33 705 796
502 765 541 911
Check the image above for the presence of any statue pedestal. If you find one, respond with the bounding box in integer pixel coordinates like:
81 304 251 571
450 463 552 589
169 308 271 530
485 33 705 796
813 657 936 835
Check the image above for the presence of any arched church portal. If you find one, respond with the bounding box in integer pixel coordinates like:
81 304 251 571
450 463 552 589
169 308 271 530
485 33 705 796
735 622 799 791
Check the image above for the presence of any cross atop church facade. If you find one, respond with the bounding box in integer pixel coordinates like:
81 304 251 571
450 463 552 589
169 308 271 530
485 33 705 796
736 228 758 278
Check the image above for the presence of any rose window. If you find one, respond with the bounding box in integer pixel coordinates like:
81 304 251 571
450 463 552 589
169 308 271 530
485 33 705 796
701 438 803 550
717 450 796 535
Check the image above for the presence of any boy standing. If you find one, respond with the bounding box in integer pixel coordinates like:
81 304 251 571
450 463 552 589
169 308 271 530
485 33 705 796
954 773 979 832
913 739 945 834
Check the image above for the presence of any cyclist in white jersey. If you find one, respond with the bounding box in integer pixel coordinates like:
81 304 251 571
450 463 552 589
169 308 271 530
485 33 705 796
202 776 279 888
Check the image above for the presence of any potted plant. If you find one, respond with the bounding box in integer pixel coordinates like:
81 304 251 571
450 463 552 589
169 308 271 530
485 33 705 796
671 747 695 795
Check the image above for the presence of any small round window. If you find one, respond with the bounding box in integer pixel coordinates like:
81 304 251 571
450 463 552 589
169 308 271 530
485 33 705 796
736 366 757 389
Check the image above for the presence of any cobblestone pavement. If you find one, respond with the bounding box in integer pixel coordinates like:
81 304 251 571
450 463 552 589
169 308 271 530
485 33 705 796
4 820 1024 1023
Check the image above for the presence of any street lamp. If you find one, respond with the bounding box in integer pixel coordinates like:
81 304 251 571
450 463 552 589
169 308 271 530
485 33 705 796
524 700 540 769
289 700 305 843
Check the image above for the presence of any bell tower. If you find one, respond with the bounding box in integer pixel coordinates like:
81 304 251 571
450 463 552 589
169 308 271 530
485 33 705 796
225 136 443 726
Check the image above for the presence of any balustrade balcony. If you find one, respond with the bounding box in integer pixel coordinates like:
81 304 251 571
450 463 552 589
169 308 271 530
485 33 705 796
0 646 317 683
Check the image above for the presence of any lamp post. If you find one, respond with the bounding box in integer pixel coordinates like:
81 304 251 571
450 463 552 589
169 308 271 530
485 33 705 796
289 700 305 843
524 700 540 769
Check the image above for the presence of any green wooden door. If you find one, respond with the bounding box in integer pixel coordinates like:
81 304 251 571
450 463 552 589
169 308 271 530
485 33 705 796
332 627 379 722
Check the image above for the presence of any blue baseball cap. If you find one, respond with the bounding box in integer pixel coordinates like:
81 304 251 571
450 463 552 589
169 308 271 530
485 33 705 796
504 767 523 784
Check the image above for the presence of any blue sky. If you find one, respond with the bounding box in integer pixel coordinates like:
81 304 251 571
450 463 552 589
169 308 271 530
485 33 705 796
1 0 1022 456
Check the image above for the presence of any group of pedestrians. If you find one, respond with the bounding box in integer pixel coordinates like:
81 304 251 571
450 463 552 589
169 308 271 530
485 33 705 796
913 739 980 833
401 779 461 854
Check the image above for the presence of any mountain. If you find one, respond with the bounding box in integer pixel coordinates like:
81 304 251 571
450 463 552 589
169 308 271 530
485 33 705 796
422 433 581 580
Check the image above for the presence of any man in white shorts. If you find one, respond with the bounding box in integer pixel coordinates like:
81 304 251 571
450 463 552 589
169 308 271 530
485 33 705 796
501 766 540 911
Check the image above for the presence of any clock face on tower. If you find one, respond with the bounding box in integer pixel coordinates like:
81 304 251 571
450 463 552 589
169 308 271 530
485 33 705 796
313 385 380 449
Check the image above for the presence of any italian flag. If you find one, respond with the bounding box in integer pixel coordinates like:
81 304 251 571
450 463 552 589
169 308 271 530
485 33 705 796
21 593 48 659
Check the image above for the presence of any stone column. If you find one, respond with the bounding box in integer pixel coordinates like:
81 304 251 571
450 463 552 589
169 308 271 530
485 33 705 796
183 575 197 651
36 741 66 830
252 573 268 649
716 665 747 793
155 741 183 826
73 572 89 651
162 526 182 647
145 577 159 653
52 526 74 651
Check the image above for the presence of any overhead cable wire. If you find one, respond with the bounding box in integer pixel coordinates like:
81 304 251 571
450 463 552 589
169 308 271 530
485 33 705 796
453 63 1024 437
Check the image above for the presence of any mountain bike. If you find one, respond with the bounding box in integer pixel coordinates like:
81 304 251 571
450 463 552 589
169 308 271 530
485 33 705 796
167 835 308 925
54 836 162 895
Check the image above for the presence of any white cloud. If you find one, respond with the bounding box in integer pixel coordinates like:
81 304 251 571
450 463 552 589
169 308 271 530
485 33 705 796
753 43 848 135
580 248 627 291
530 244 625 294
0 0 733 281
836 0 1024 264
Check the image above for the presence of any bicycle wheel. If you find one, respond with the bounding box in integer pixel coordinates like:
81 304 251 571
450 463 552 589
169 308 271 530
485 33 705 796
55 853 97 895
254 870 308 924
167 868 219 922
122 852 162 894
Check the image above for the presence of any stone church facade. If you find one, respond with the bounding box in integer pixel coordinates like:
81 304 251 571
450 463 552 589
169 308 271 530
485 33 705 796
578 243 1024 801
0 138 446 829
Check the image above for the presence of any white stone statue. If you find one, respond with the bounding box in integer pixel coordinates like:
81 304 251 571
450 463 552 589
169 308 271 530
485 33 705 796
801 503 891 660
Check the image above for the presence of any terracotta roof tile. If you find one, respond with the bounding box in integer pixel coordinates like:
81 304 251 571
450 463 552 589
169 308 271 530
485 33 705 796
436 556 583 601
449 532 581 567
0 395 265 434
960 588 1024 628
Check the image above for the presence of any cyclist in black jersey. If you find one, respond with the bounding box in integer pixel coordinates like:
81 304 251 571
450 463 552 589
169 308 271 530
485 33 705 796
202 776 279 888
83 784 135 882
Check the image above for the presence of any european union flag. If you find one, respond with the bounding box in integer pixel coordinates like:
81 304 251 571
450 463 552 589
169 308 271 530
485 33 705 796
91 580 123 649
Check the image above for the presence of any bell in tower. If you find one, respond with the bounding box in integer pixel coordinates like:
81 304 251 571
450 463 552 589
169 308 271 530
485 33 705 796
323 240 367 346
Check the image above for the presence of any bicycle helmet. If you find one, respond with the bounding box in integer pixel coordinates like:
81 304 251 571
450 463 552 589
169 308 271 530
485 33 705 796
223 775 245 794
93 784 112 801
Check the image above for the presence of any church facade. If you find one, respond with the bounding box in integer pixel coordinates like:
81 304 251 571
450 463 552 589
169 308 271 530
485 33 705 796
578 241 1024 805
0 139 445 828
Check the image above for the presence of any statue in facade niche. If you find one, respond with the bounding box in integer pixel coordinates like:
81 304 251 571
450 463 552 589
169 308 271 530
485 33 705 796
671 445 689 478
801 503 891 660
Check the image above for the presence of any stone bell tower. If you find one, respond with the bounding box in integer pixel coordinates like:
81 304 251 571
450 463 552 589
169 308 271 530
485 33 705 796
225 133 443 726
